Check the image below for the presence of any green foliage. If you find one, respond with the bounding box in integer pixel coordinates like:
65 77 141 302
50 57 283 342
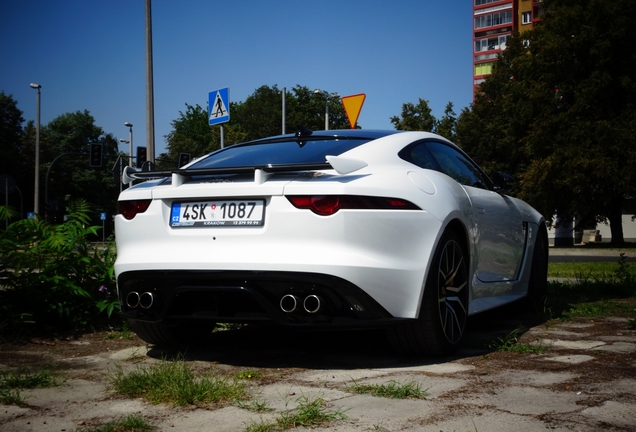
0 365 59 405
458 0 636 244
75 414 156 432
0 92 26 208
548 257 636 280
108 359 248 406
390 98 437 132
486 327 548 354
33 110 121 223
245 395 347 432
546 255 636 321
160 85 351 169
348 379 429 399
0 200 118 333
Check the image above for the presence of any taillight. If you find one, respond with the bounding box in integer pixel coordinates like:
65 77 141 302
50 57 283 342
118 200 152 220
286 195 420 216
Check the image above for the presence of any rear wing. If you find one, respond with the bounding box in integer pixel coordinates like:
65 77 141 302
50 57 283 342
122 155 368 186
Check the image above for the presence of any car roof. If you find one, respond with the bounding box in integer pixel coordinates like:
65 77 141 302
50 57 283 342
247 129 404 144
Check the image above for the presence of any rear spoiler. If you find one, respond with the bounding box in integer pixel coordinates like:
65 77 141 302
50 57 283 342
122 155 368 186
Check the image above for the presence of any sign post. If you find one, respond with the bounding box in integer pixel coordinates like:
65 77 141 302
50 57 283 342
100 212 107 242
209 87 230 148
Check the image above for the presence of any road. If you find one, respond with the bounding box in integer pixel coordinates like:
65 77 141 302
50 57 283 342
549 246 636 262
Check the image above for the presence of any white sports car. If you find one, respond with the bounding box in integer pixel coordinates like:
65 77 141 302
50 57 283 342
115 129 548 355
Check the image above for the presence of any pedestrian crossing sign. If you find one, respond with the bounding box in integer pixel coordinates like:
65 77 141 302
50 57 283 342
209 87 230 125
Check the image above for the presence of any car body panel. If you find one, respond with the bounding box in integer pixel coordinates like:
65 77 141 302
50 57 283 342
114 130 545 328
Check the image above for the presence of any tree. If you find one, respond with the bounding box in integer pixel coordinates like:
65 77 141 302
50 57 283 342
41 111 120 223
161 85 350 167
390 98 437 131
435 102 458 141
457 0 636 245
0 92 26 215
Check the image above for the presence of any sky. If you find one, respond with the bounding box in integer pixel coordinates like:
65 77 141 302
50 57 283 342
1 0 473 157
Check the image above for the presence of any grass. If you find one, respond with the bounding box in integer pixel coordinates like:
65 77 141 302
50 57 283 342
243 395 347 432
347 379 429 399
548 261 636 280
487 327 548 354
544 254 636 322
0 365 59 405
107 359 248 407
75 414 155 432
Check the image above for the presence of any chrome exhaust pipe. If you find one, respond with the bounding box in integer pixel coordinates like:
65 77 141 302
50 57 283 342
139 292 154 309
303 295 322 314
126 291 140 309
280 294 299 313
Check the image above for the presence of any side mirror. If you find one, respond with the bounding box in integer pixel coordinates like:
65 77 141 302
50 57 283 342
492 172 515 194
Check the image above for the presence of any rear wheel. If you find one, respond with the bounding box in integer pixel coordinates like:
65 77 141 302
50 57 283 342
388 230 469 355
128 319 215 346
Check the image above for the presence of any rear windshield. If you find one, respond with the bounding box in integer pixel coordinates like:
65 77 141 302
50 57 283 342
189 138 373 169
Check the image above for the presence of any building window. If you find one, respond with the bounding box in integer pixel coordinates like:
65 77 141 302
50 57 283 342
474 35 510 52
522 11 532 24
474 10 513 29
474 0 502 5
475 62 494 76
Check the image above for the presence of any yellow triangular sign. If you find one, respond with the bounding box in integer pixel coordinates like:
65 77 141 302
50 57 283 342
341 93 366 129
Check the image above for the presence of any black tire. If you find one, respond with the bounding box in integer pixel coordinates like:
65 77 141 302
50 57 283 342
526 228 548 308
128 319 215 346
388 230 469 356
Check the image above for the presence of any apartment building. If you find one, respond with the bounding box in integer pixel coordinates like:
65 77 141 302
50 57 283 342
473 0 543 93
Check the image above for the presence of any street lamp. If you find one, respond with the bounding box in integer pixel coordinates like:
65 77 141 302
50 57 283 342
314 89 340 130
124 122 133 166
118 139 129 168
30 83 41 215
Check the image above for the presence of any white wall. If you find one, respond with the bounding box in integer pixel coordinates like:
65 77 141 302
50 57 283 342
547 215 636 243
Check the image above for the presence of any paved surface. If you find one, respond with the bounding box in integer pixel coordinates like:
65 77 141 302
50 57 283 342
1 313 635 432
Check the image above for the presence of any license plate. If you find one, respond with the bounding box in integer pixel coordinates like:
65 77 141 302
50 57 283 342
170 199 265 228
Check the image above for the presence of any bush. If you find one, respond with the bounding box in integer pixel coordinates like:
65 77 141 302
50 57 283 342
0 200 119 335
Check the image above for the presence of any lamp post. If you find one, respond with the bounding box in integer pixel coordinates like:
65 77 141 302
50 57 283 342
124 122 133 166
313 89 340 130
119 139 130 166
30 83 41 215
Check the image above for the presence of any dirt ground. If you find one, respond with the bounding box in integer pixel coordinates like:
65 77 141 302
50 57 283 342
1 307 635 432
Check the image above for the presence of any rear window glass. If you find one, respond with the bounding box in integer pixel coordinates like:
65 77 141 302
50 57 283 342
189 138 372 169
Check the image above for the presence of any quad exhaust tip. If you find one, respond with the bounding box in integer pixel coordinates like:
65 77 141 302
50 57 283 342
126 291 154 309
280 294 323 314
280 294 299 313
126 291 140 309
303 295 321 314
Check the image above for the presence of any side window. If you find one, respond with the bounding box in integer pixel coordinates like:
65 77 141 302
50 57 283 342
398 142 437 170
426 142 491 190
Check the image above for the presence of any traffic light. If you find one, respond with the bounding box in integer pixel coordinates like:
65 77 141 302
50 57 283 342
136 146 147 167
89 143 103 167
178 152 192 167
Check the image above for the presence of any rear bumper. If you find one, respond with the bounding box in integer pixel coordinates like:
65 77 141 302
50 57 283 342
117 270 396 328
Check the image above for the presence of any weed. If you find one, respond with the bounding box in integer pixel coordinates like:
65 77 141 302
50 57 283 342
487 327 547 354
75 414 155 432
628 319 636 330
236 398 272 413
277 395 347 429
348 379 429 399
243 395 346 432
0 200 120 334
0 366 59 405
234 370 263 380
107 359 248 406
